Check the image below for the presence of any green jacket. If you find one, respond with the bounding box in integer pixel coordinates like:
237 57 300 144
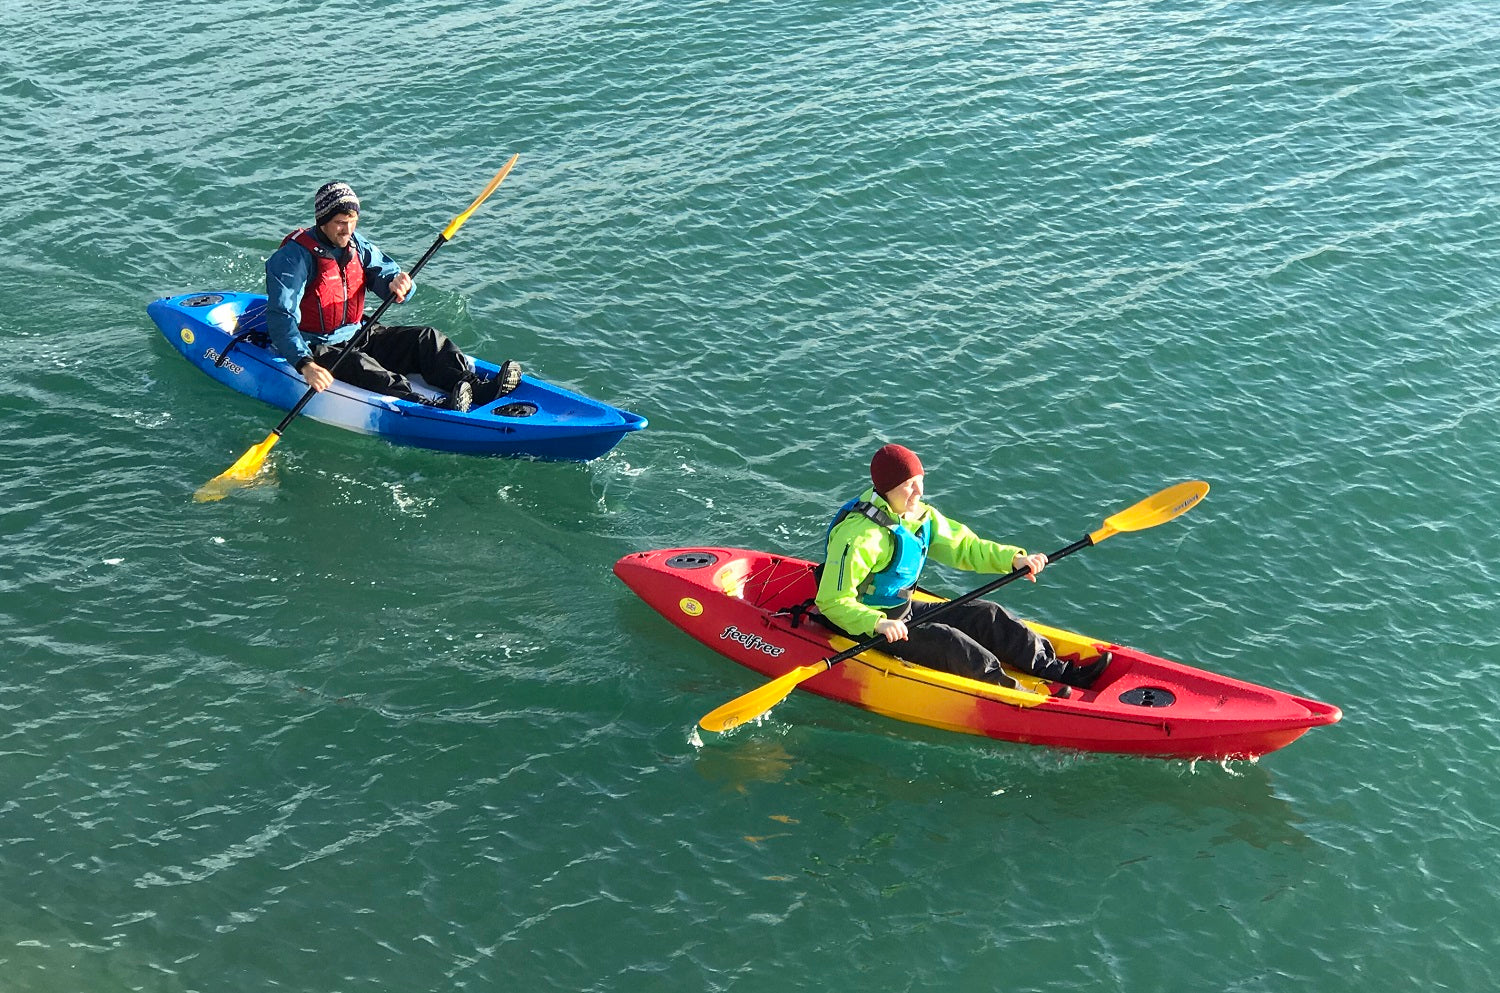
814 488 1027 637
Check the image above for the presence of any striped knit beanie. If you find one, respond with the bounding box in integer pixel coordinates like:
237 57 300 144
314 181 360 226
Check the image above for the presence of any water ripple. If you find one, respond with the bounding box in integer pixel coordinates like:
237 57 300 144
3 0 1499 990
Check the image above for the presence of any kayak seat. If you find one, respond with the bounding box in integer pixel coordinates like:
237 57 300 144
215 301 272 369
216 327 273 368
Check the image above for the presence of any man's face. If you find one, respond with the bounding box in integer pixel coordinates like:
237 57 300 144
319 211 358 248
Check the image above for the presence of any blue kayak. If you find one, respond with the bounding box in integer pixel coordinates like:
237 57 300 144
147 291 646 461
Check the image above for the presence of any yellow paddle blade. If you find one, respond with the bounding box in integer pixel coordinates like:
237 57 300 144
194 433 280 503
699 662 829 732
441 154 519 241
1089 480 1208 544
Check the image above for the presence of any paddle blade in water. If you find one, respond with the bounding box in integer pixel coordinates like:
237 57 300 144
699 662 828 732
194 433 279 502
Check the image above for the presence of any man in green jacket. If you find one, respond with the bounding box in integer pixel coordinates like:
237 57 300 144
815 444 1109 691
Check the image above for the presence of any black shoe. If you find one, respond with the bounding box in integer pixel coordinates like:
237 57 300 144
473 360 522 406
446 379 473 412
1067 651 1113 689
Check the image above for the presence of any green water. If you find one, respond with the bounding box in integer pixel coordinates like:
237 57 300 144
3 1 1498 990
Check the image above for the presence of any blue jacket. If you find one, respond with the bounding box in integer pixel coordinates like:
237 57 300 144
264 228 407 364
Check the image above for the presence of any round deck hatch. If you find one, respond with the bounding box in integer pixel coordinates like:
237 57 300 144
1119 686 1176 708
665 552 719 570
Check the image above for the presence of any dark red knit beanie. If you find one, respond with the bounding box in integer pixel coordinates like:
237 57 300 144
870 444 923 495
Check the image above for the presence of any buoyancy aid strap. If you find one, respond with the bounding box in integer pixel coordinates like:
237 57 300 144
849 500 897 529
826 498 898 539
286 228 327 256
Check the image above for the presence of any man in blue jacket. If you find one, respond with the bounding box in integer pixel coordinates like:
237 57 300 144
265 181 520 411
815 444 1110 691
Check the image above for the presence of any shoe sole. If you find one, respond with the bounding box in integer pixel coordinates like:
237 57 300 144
498 362 521 391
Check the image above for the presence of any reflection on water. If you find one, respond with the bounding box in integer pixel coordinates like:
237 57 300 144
691 735 799 791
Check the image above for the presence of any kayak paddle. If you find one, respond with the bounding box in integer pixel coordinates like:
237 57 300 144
697 479 1210 733
194 154 521 503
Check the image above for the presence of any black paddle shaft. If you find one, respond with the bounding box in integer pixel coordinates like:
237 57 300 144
273 232 452 433
816 532 1097 672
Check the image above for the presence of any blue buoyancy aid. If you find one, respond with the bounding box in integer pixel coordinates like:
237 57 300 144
825 498 933 608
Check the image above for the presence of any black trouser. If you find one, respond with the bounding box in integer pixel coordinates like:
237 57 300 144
311 324 471 400
836 599 1070 686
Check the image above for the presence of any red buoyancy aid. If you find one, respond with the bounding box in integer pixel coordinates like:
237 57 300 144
283 228 366 335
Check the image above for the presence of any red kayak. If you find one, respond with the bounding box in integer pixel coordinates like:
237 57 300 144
614 546 1341 760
